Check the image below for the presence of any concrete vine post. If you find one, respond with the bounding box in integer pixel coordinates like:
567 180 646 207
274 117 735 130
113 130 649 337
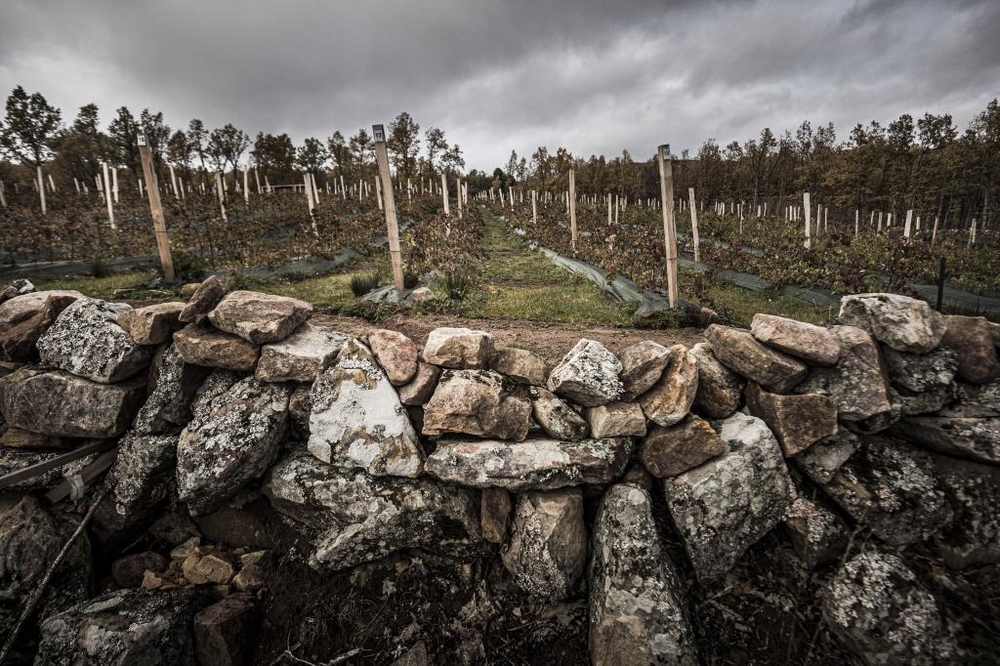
531 189 537 225
138 135 175 280
456 175 463 219
215 172 228 224
102 161 116 231
37 167 46 215
904 209 913 238
688 187 700 263
373 124 405 291
657 144 679 308
441 172 450 216
0 181 6 209
569 169 577 251
243 169 250 205
803 192 812 249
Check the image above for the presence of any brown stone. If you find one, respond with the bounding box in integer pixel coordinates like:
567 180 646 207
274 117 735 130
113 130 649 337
288 384 311 440
182 552 235 586
745 383 838 456
491 347 549 386
637 344 698 427
705 324 807 392
398 362 441 406
0 426 66 449
422 327 493 368
532 387 589 441
751 313 841 366
232 551 268 593
689 342 744 419
193 594 261 666
368 328 419 385
941 315 1000 384
585 401 647 438
173 324 260 371
618 341 671 398
208 290 313 345
117 302 185 345
179 275 227 324
111 551 169 588
0 291 81 362
640 415 726 478
422 369 531 441
480 487 512 543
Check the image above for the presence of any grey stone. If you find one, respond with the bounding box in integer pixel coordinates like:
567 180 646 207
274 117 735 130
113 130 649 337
618 341 671 399
882 346 958 393
131 344 212 436
637 344 698 427
97 433 179 532
532 387 589 440
892 416 1000 464
0 291 81 362
940 314 1000 384
784 497 847 568
208 290 313 344
751 313 841 366
255 322 349 382
491 347 549 386
422 369 531 442
422 327 493 368
704 325 807 393
689 342 744 419
792 430 859 485
547 339 623 407
117 301 185 345
930 453 1000 569
837 292 947 353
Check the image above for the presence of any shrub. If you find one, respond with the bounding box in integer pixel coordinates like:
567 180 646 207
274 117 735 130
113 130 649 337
350 272 380 297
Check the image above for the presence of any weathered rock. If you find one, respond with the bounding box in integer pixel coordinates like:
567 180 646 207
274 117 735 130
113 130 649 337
892 416 1000 464
35 589 203 666
940 314 1000 384
97 433 179 532
177 375 291 515
37 297 152 383
925 453 1000 570
209 290 313 344
589 484 697 666
547 339 623 407
744 383 837 456
491 347 549 385
792 430 859 485
0 426 65 449
0 277 34 303
0 291 81 362
640 414 726 478
662 412 795 582
179 274 227 324
890 383 958 416
255 322 349 382
194 595 261 666
173 324 260 371
784 497 847 568
0 446 99 492
112 551 169 588
422 327 493 368
288 384 311 439
182 552 235 585
637 344 697 427
392 642 430 666
837 292 947 353
824 550 956 665
621 462 655 490
689 342 744 419
398 361 441 406
308 339 424 477
422 369 530 442
751 313 841 366
501 488 587 600
794 325 891 421
585 401 647 438
532 387 589 440
618 341 671 398
132 344 212 436
704 325 807 393
882 345 958 393
481 487 512 544
264 450 483 571
232 551 269 592
367 328 419 385
117 301 185 345
0 366 146 437
947 380 1000 417
820 435 952 547
426 436 635 490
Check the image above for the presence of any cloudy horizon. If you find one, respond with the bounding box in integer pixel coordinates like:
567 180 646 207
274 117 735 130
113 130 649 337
1 0 998 172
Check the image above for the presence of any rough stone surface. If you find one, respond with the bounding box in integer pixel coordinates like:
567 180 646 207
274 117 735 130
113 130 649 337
422 327 494 368
637 344 698 427
792 430 859 485
589 484 697 666
173 324 261 371
501 488 587 600
751 313 841 366
947 380 1000 417
940 314 1000 384
704 325 807 393
794 325 891 422
264 450 483 571
37 297 152 383
618 341 671 399
640 415 726 478
112 551 168 588
177 375 291 515
34 589 203 666
837 292 947 353
426 436 635 490
491 347 549 386
784 498 847 568
585 401 647 438
288 384 311 440
0 277 34 303
892 416 1000 464
930 453 1000 569
745 383 838 456
131 344 211 436
824 550 956 665
820 435 952 547
97 433 180 532
398 362 441 406
117 301 185 345
0 366 146 437
547 339 623 407
179 274 227 324
890 383 958 417
194 595 261 666
182 552 235 585
0 427 65 449
662 412 795 582
532 387 589 441
307 339 424 476
422 369 531 442
0 291 81 362
0 447 99 492
481 487 512 543
255 322 349 382
689 342 744 419
368 328 420 385
882 346 959 393
209 290 313 344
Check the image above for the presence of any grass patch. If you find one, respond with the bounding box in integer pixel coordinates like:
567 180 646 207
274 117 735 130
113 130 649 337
31 272 160 300
465 282 634 325
703 280 834 327
266 272 360 310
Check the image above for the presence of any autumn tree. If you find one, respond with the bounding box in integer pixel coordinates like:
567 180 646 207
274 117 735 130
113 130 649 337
140 108 171 173
349 128 373 180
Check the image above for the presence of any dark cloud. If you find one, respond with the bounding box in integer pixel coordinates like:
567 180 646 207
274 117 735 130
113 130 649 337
1 0 997 170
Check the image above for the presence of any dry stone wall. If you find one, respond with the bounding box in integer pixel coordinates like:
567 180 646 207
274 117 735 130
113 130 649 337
1 280 999 664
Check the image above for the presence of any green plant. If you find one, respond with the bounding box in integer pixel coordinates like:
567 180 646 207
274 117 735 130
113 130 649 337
403 271 420 289
349 272 380 297
442 268 474 301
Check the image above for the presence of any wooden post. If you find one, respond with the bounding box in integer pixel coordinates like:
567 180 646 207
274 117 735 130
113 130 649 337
243 169 250 204
931 216 939 245
688 187 700 263
215 172 228 223
112 168 119 203
138 136 175 280
456 175 463 219
373 124 404 291
657 144 678 308
441 172 450 216
569 169 577 251
803 192 811 249
37 166 47 215
169 164 179 199
531 189 537 225
102 162 116 231
0 181 6 209
904 209 913 238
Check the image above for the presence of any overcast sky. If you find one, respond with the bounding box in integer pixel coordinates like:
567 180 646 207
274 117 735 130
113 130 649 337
1 0 998 171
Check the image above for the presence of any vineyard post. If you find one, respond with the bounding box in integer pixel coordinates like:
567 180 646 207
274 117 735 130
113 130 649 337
265 176 272 194
904 209 913 238
37 167 46 215
340 175 346 201
441 172 450 216
372 124 405 291
375 175 383 211
509 186 514 211
74 178 80 193
0 181 6 209
215 172 228 223
243 169 250 205
688 187 700 263
179 177 185 201
531 189 538 225
305 173 316 212
916 216 921 231
824 207 828 233
569 169 577 251
47 175 56 193
657 144 679 308
855 209 859 236
138 135 175 280
931 217 939 245
803 192 811 249
112 168 119 203
311 173 320 203
877 211 882 232
254 169 262 195
969 218 977 247
169 164 179 199
102 162 116 231
456 175 463 219
500 188 505 208
408 178 412 202
607 194 612 225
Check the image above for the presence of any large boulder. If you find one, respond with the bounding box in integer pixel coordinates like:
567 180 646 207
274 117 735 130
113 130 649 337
367 328 420 385
532 387 589 441
0 290 81 362
0 366 146 437
422 369 531 442
704 325 807 393
892 416 1000 464
751 313 841 366
177 375 291 515
501 489 587 600
425 436 635 490
589 484 697 666
421 327 493 368
117 301 185 345
255 322 349 382
637 343 697 427
308 338 424 477
264 450 483 571
824 550 956 665
173 324 261 371
208 290 313 344
662 412 795 582
640 415 726 478
837 292 946 353
491 347 549 386
37 297 152 383
744 383 838 456
547 339 623 407
940 315 1000 384
179 274 226 324
689 342 744 419
618 341 672 399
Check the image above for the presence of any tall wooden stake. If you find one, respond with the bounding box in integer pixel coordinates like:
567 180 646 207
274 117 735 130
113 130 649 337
569 169 577 251
803 192 812 249
441 172 450 216
657 145 678 308
215 172 228 223
688 187 700 263
243 169 250 204
138 136 175 280
373 124 405 291
531 189 538 225
37 166 46 215
102 162 116 230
